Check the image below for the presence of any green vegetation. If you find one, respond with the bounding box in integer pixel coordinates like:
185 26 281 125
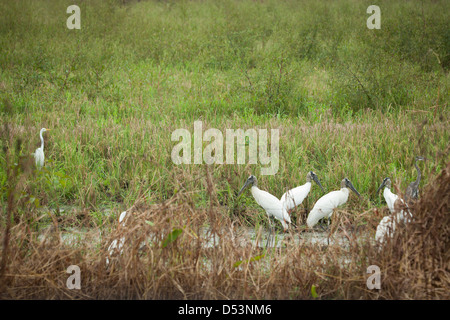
0 0 449 299
1 0 448 215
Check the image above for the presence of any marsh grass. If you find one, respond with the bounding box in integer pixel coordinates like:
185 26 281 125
1 161 448 299
0 0 449 299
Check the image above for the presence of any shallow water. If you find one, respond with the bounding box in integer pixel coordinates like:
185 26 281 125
37 204 374 250
37 224 370 251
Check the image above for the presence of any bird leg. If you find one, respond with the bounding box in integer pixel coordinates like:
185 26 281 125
265 215 274 248
319 224 328 232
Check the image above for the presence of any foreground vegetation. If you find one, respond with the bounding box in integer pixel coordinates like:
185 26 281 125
0 0 449 299
1 162 449 299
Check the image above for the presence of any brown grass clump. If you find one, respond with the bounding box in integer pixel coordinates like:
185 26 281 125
371 161 450 299
0 180 368 299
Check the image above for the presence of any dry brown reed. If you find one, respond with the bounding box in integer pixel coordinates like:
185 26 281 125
1 162 448 299
371 161 450 299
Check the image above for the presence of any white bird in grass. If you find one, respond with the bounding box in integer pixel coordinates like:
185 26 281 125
306 178 361 228
375 177 412 244
280 171 324 213
237 175 290 246
376 177 402 214
32 128 51 169
106 211 128 265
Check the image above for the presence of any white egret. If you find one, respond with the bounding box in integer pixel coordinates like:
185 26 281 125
106 211 128 265
237 175 290 246
375 177 412 244
32 128 51 169
404 156 425 204
306 178 360 228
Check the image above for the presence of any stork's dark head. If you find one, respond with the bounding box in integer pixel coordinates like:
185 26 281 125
237 175 257 197
307 171 325 192
376 177 391 193
342 178 361 197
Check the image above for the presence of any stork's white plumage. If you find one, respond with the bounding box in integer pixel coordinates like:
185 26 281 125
280 171 324 213
375 214 396 244
252 185 290 229
118 211 127 224
376 178 408 214
375 178 412 244
375 210 412 244
238 175 290 230
382 186 398 214
306 178 360 228
106 211 128 265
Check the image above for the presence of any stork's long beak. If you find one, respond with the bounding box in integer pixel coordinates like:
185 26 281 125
237 179 251 198
347 180 361 197
313 175 325 193
376 181 385 194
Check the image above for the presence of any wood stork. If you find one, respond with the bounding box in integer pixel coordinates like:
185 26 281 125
404 156 425 204
375 212 410 245
32 128 50 169
375 177 399 214
280 171 324 213
375 177 412 244
306 178 360 228
237 175 290 246
106 211 128 265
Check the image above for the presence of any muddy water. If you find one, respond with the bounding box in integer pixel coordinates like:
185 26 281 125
37 205 374 249
38 224 371 251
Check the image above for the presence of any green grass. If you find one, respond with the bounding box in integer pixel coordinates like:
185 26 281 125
0 0 449 222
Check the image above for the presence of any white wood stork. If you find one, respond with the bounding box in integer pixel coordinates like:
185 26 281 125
280 171 324 213
376 177 399 214
306 178 360 228
32 128 51 169
106 211 128 265
375 177 412 244
237 175 290 246
405 156 425 204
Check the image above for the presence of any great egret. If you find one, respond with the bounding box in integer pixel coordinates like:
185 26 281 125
375 177 412 244
280 171 324 213
306 178 360 228
405 156 425 203
32 128 51 169
237 175 290 246
106 211 128 265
